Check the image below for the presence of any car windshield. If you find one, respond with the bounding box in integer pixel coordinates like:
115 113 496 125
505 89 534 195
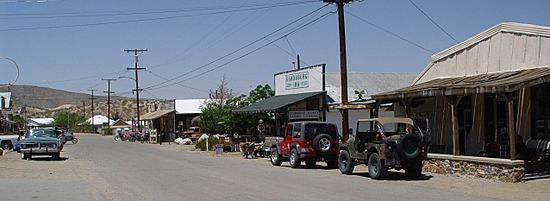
26 129 57 139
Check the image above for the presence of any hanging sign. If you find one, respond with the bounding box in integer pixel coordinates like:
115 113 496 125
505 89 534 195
289 111 320 120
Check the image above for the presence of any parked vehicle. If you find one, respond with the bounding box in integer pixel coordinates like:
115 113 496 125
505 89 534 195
337 118 429 180
19 128 64 159
62 131 78 144
0 134 19 150
270 121 340 168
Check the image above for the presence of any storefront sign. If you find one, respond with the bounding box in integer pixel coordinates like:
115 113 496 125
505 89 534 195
289 110 320 120
285 71 309 90
274 64 324 96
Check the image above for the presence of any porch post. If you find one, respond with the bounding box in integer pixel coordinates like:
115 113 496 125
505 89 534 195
507 95 517 160
450 97 460 156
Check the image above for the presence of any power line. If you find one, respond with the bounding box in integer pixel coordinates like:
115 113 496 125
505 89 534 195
408 0 458 43
0 1 316 17
346 11 435 53
0 2 316 32
143 70 209 93
143 4 332 91
148 10 335 91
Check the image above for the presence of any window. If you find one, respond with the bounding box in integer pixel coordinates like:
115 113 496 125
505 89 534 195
532 83 550 140
292 123 302 138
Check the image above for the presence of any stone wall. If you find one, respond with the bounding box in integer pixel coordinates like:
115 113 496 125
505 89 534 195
423 159 524 182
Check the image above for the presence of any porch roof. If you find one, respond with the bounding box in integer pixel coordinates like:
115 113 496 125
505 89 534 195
373 66 550 101
140 110 174 120
232 91 325 114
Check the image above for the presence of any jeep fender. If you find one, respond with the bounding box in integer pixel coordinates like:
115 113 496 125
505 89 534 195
271 144 281 154
366 148 378 160
290 143 301 154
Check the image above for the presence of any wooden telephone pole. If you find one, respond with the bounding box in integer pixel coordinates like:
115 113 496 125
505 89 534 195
87 89 97 133
102 78 116 130
324 0 352 141
124 49 147 132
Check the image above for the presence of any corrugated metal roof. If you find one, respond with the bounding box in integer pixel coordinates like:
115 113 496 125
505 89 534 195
374 66 550 100
175 99 207 114
232 91 325 114
432 22 550 62
325 72 417 103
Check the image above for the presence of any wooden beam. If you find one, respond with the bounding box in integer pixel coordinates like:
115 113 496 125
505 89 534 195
507 95 517 160
450 100 460 156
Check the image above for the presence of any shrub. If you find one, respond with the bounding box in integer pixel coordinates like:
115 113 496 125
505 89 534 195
195 136 218 151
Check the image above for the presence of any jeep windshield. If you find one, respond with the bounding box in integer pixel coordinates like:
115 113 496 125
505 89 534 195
304 123 338 140
379 123 422 136
26 129 57 139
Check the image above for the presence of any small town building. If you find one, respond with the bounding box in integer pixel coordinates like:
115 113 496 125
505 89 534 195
233 64 415 140
110 119 131 135
26 118 54 128
139 100 176 143
84 115 114 133
175 99 206 134
372 22 550 182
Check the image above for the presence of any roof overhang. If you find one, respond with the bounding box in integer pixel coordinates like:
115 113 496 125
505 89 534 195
232 91 325 114
140 110 175 120
374 66 550 101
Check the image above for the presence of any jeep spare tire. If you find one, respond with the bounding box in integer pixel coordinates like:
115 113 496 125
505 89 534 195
397 134 422 161
313 134 333 153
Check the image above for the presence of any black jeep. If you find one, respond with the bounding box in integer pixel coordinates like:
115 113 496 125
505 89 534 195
337 118 428 179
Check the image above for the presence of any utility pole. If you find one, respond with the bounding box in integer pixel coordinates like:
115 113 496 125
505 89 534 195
88 89 97 133
124 49 147 132
102 78 116 130
324 0 352 142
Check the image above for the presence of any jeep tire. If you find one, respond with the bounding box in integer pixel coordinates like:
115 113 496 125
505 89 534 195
368 153 387 180
289 148 301 168
312 134 333 154
338 150 355 174
270 148 283 166
405 161 423 179
397 134 422 162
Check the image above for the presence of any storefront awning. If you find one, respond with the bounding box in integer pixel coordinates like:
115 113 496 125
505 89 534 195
233 91 326 114
140 110 174 120
373 67 550 101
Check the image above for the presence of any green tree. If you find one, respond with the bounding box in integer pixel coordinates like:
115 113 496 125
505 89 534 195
12 115 26 129
52 111 86 131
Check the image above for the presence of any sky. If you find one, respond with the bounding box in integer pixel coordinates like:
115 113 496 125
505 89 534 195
1 0 549 100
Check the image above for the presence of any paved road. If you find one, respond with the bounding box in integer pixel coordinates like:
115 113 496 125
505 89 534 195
2 134 503 201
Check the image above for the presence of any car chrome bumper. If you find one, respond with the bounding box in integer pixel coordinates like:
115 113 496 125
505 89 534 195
20 147 59 154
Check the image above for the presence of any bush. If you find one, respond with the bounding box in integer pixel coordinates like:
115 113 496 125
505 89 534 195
195 136 219 151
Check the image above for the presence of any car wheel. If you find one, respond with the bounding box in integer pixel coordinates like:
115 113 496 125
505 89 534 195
368 153 387 180
305 160 316 168
52 153 60 159
312 134 333 154
270 148 283 166
1 141 12 150
289 148 301 168
338 150 355 174
405 161 423 180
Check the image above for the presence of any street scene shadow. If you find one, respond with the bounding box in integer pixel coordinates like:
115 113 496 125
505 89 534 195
28 156 68 161
351 171 433 181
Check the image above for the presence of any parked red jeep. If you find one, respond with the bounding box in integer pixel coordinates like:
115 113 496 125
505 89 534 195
270 121 340 168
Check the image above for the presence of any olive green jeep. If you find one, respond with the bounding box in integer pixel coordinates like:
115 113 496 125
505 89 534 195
337 117 428 180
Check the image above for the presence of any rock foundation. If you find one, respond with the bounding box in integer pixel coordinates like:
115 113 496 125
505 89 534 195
423 159 524 182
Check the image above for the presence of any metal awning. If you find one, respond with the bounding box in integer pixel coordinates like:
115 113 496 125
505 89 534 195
232 91 326 114
140 110 174 120
373 67 550 101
